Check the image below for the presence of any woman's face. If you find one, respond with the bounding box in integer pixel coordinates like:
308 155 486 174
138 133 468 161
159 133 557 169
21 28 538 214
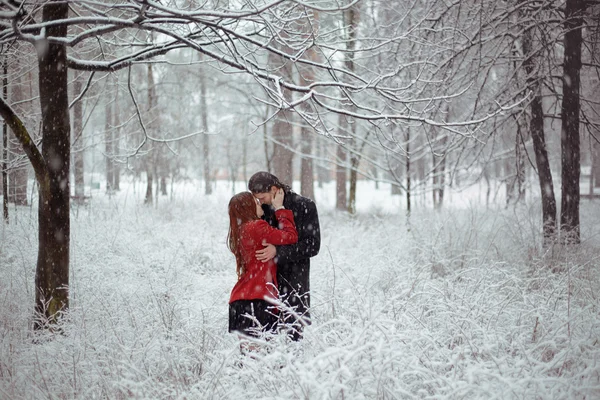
255 197 264 218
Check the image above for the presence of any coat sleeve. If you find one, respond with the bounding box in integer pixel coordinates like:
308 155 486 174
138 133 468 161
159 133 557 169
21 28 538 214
275 198 321 264
255 209 298 245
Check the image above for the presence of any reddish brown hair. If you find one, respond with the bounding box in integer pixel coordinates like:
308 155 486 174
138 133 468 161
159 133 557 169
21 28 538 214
227 192 259 278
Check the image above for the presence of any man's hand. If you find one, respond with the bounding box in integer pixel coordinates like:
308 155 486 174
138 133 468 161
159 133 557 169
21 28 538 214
256 240 276 262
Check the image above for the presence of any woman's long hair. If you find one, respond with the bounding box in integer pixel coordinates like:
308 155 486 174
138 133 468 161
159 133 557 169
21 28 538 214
227 192 260 279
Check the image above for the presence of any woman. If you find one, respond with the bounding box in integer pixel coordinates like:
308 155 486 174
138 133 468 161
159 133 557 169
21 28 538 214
227 190 298 340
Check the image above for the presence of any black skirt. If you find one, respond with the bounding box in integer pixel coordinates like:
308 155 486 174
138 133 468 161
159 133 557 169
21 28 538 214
229 299 278 337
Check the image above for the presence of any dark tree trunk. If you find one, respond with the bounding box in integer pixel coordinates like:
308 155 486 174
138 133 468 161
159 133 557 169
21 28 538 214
522 21 557 245
515 125 527 203
560 0 584 244
348 154 359 214
72 74 85 198
35 0 71 327
2 56 7 223
145 163 153 205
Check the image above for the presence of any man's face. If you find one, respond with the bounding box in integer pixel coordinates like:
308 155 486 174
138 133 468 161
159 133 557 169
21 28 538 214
254 186 278 205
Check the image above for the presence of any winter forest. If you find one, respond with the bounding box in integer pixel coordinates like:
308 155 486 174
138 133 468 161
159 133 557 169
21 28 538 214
1 0 600 398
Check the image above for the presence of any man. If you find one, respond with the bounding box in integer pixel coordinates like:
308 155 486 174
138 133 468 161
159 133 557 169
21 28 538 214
248 171 320 341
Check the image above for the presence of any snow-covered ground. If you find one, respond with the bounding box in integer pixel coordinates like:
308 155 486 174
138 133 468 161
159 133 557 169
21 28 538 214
1 179 599 399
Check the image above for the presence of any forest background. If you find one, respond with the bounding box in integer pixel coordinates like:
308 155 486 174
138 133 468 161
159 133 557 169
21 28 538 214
1 0 600 398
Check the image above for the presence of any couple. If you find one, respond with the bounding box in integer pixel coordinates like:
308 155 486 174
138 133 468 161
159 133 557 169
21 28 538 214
227 171 320 345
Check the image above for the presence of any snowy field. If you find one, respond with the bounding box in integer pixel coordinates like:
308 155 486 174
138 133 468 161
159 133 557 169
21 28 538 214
1 179 600 399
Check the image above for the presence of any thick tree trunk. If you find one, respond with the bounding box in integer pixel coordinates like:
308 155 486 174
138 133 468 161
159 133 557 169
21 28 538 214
560 0 584 244
271 110 294 185
35 0 70 327
72 74 85 198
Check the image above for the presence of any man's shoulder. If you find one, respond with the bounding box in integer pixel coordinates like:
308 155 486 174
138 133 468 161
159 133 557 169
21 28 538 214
288 191 316 207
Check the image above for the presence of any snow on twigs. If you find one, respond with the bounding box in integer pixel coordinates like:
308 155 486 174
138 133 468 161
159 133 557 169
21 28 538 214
1 180 599 399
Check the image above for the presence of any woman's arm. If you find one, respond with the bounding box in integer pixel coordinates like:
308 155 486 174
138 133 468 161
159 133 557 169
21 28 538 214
257 209 298 245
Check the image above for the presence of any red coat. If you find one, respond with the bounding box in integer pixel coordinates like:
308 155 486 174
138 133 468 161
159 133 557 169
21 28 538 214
229 209 298 304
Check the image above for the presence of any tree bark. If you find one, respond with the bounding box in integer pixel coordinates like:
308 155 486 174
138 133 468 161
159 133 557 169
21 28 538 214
593 140 600 188
72 74 85 198
336 114 347 211
560 0 584 244
344 6 360 215
112 89 120 191
2 56 7 222
35 0 71 327
271 109 294 185
9 67 28 206
105 96 114 193
522 21 557 244
406 128 411 217
199 65 212 195
300 127 315 200
145 162 153 205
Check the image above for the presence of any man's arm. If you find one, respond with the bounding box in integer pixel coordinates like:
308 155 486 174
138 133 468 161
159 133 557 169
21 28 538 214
274 199 320 264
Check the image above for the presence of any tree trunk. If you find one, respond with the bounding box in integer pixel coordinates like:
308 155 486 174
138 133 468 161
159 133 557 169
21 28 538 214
9 68 28 206
35 0 71 327
406 128 411 217
105 97 114 193
160 175 167 196
344 6 360 215
348 154 358 214
593 140 600 188
300 127 315 200
72 74 85 198
316 138 329 188
199 65 212 195
112 90 120 191
336 114 347 211
145 63 157 205
560 0 584 244
522 21 557 245
271 110 294 185
2 56 7 223
145 162 153 205
515 125 527 203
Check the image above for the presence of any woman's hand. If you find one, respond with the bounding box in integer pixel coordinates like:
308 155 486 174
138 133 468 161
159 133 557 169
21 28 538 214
272 188 285 210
